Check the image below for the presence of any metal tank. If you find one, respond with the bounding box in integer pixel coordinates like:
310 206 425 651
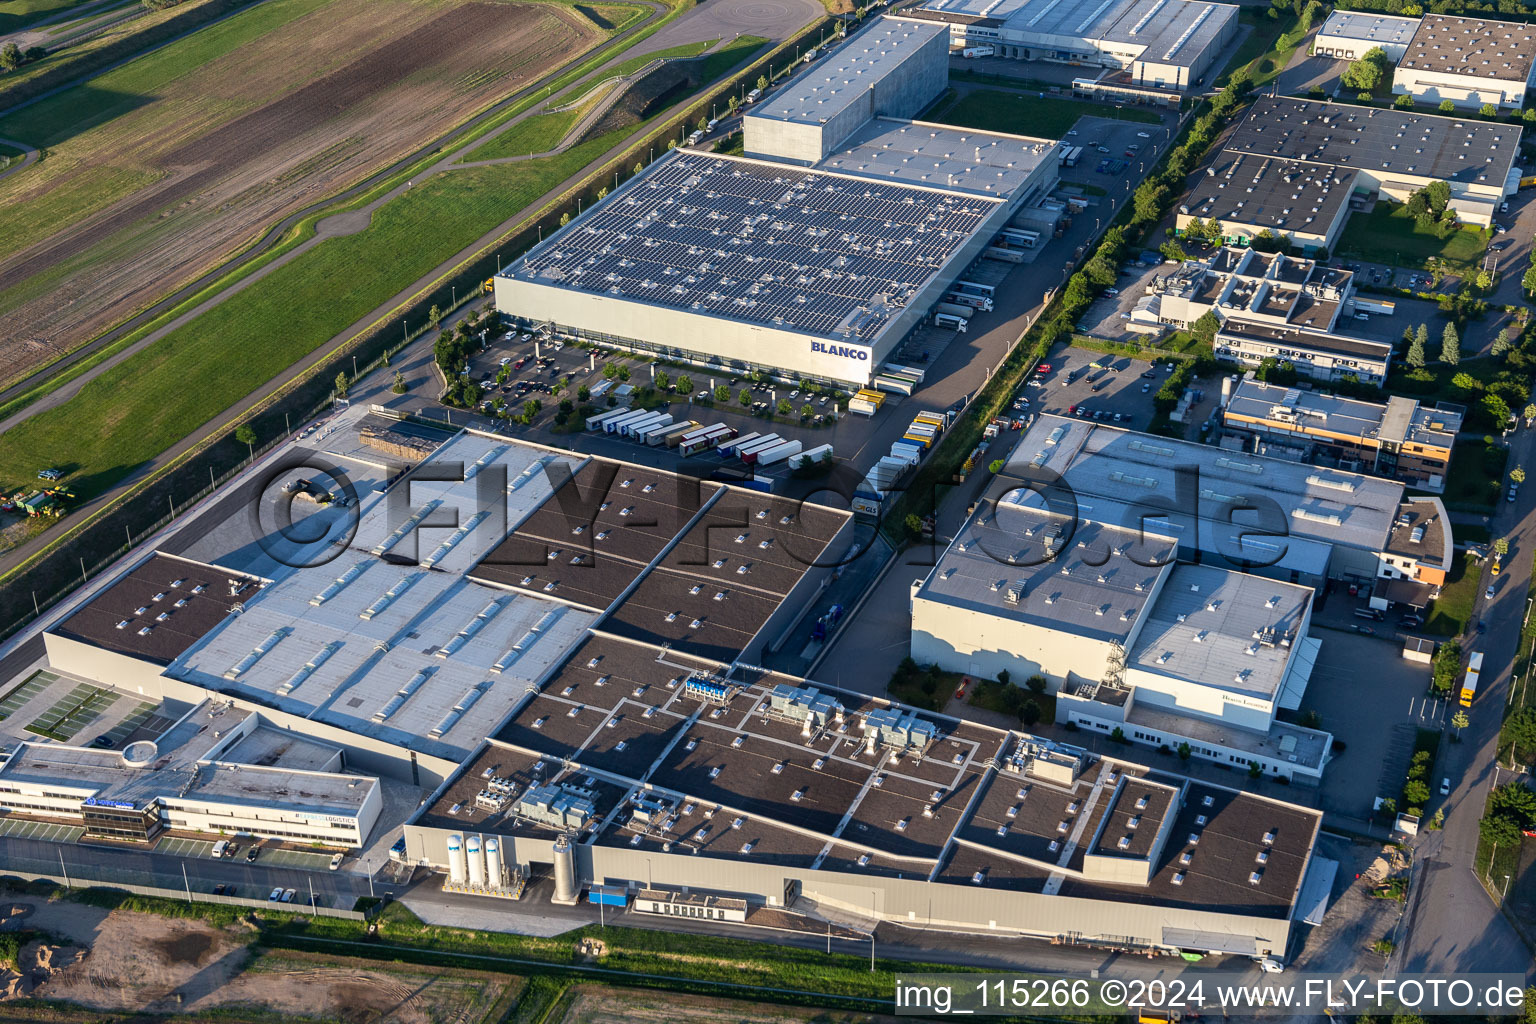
485 836 505 889
466 835 485 887
447 834 466 885
552 833 578 903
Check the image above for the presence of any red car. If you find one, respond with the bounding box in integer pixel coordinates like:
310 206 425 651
1035 364 1052 375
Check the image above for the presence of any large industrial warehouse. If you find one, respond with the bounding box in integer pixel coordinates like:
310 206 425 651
905 0 1240 94
0 407 1336 958
404 633 1331 957
1177 95 1521 248
907 413 1455 780
492 16 1060 387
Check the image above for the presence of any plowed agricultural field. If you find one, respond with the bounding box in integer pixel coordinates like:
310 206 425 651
0 0 602 388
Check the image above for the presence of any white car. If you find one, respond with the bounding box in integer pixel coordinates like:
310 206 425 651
1257 959 1284 974
1136 131 1152 138
1067 129 1079 136
1486 584 1496 600
329 852 344 871
1440 777 1451 796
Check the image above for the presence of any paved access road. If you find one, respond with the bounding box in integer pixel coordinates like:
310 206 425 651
1396 420 1535 978
0 834 382 907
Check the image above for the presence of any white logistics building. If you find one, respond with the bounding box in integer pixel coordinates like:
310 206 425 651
492 16 1060 388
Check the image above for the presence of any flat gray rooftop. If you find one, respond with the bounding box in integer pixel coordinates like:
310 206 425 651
910 0 1236 69
1003 415 1405 554
1400 13 1536 81
1182 154 1353 237
1224 96 1518 190
1224 379 1461 450
501 151 1001 344
1128 564 1311 702
749 17 948 126
816 118 1056 199
1318 11 1420 46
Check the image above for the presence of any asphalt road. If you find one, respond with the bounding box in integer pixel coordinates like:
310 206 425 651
1395 421 1536 977
0 835 380 907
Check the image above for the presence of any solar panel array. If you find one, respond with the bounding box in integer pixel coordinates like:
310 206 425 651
515 153 999 341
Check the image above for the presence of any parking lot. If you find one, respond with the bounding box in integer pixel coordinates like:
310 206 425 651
158 836 218 859
1292 624 1440 819
1028 345 1179 432
0 819 84 843
1077 260 1168 342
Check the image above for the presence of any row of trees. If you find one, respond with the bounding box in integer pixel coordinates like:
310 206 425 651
1478 777 1536 849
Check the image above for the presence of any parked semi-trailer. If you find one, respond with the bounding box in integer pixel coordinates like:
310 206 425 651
718 431 762 457
789 443 833 470
585 407 631 431
753 439 804 467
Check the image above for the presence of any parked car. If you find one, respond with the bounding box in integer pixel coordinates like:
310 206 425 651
247 846 260 862
1136 131 1152 139
1440 777 1451 796
329 852 344 871
1141 383 1151 393
1486 584 1497 599
268 887 284 901
282 888 296 903
213 884 227 896
1398 613 1423 628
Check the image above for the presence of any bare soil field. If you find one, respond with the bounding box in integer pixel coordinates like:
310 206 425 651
0 0 602 388
554 985 908 1024
0 895 515 1023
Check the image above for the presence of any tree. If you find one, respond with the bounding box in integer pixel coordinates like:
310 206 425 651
1025 674 1047 695
727 95 739 115
739 389 752 407
1402 779 1430 807
0 42 21 72
522 398 542 422
1479 812 1521 847
776 398 792 416
1480 103 1499 119
1494 537 1510 557
654 370 670 391
1019 698 1041 727
1247 760 1263 778
576 384 590 402
1342 47 1390 92
676 374 693 395
1439 99 1457 114
1525 404 1536 425
1406 331 1426 369
1133 182 1167 223
1110 726 1128 745
1486 393 1514 427
234 424 256 459
1492 327 1512 356
1191 310 1221 347
428 304 442 329
1504 706 1536 753
633 161 643 176
756 74 769 92
560 211 571 226
997 669 1010 689
713 384 731 403
1513 467 1528 485
903 513 924 539
392 371 407 394
334 371 349 399
800 403 813 419
1394 93 1415 109
1177 741 1192 760
988 458 1005 474
1450 371 1480 392
1524 264 1536 296
1441 322 1460 366
1451 709 1469 738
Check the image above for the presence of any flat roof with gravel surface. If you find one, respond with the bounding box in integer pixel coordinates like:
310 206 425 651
1399 13 1536 81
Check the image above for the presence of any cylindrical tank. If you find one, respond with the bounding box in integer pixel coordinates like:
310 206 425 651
485 837 505 888
552 834 577 903
466 835 485 887
447 834 466 885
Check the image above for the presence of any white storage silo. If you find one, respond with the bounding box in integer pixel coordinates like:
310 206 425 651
485 836 505 888
552 834 578 904
466 835 485 887
447 834 466 885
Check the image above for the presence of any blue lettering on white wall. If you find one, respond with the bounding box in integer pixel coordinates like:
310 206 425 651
810 342 870 361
